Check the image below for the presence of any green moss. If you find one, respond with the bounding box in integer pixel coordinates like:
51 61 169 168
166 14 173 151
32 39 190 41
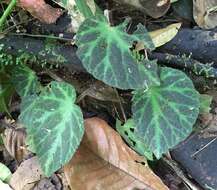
44 38 67 66
15 52 37 65
45 38 56 53
0 53 13 65
0 40 67 69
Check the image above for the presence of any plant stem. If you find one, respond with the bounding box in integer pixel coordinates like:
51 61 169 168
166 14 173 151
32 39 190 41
0 0 17 31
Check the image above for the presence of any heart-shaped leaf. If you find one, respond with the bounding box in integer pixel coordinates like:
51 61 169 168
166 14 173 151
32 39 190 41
12 64 41 97
19 81 84 176
132 67 200 158
76 17 159 89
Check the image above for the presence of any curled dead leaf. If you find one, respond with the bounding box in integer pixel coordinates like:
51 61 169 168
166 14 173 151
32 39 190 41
9 157 44 190
64 117 169 190
193 0 217 29
2 126 29 163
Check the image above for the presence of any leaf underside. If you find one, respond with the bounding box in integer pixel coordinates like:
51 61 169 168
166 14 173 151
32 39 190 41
132 67 200 158
19 81 84 176
76 17 159 89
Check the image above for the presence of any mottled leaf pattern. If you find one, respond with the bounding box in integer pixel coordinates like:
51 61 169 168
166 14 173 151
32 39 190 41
0 84 13 115
12 64 41 97
19 81 84 176
76 17 159 89
132 67 200 158
116 119 153 160
0 72 14 115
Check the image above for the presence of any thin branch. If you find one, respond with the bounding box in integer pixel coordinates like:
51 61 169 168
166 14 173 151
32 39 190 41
162 156 202 190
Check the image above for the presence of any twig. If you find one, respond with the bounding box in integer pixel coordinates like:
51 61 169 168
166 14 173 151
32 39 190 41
114 89 127 122
191 137 217 158
45 69 64 82
2 18 35 34
9 32 74 42
0 0 17 31
162 156 202 190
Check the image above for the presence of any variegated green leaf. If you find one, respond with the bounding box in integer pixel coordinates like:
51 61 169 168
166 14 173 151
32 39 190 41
19 81 84 176
75 0 94 18
12 64 41 97
0 72 14 115
0 84 13 115
116 119 153 160
132 67 200 158
199 94 212 114
76 17 159 89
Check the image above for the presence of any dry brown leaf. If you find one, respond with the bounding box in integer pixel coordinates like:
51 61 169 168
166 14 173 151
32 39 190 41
64 117 169 190
15 0 62 24
32 174 63 190
2 127 29 163
193 0 217 29
9 157 44 190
